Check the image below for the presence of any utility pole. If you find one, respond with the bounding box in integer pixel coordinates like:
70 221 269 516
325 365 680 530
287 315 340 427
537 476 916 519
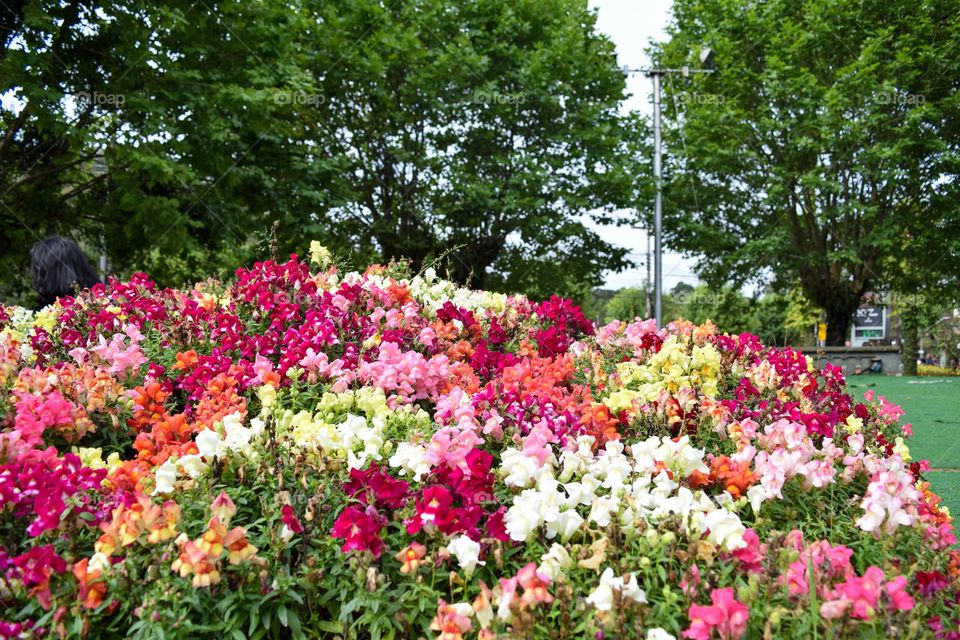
646 228 652 319
651 70 663 327
623 50 714 328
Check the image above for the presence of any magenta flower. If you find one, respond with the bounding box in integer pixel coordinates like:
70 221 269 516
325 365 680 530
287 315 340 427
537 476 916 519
281 504 304 534
1 452 107 537
729 529 765 574
330 505 386 558
343 463 410 510
7 545 67 610
915 571 950 598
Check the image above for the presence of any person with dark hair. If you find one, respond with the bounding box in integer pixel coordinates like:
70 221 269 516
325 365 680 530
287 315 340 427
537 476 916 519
29 236 102 307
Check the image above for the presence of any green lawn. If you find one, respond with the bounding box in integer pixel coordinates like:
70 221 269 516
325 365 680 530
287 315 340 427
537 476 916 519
846 375 960 516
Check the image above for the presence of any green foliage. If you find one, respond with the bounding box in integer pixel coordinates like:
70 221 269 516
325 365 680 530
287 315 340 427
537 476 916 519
603 286 647 324
0 0 646 305
652 0 960 344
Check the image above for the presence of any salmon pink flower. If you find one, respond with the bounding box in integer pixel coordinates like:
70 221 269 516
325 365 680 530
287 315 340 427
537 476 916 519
224 527 258 565
516 563 554 608
72 557 107 610
430 599 473 640
171 534 221 588
210 492 237 526
396 542 427 574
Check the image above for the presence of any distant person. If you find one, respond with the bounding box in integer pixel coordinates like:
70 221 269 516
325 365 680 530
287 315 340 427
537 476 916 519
29 236 101 308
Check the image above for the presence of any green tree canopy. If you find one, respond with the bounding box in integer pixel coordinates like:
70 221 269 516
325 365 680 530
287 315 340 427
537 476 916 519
1 0 646 305
651 0 960 344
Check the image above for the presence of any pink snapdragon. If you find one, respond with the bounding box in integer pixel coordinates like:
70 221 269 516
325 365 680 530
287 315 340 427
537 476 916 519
434 387 480 432
358 341 450 405
782 537 854 597
90 324 147 378
820 566 914 620
425 427 484 473
857 456 921 535
14 391 78 443
729 529 765 574
684 587 749 640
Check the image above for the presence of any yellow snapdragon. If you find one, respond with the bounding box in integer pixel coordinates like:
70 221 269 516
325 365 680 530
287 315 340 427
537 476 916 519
309 241 332 267
843 415 863 435
893 437 911 462
32 308 58 333
604 337 722 411
73 447 122 480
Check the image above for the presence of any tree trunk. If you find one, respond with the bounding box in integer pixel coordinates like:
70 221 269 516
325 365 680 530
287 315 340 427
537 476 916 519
822 297 858 346
447 235 503 289
901 307 919 376
800 268 864 347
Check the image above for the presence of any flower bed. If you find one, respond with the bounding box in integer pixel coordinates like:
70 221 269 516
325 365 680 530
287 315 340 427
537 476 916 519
1 249 958 639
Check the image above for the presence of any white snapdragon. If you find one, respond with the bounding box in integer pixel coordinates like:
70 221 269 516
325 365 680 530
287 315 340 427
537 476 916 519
504 433 745 550
557 436 596 482
655 435 709 478
222 412 255 451
563 473 601 508
537 543 572 581
152 459 178 495
588 495 620 528
177 454 209 479
700 506 747 551
389 441 432 481
629 437 661 475
345 415 386 470
500 448 544 488
587 440 633 495
586 567 647 611
447 535 484 576
195 428 224 459
505 490 545 541
746 484 766 514
546 509 584 541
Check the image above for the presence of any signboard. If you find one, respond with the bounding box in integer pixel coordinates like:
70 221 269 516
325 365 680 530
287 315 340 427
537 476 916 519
851 306 886 346
854 307 883 329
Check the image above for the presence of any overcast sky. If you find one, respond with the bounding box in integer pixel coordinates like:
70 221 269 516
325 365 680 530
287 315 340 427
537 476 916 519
587 0 701 291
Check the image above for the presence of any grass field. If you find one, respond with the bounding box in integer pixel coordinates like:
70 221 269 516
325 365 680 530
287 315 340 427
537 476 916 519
846 375 960 517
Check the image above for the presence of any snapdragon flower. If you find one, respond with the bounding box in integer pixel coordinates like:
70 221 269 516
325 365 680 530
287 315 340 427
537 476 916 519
446 535 484 576
586 567 647 611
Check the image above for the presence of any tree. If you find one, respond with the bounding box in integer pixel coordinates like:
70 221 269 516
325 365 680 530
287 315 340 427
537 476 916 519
604 286 646 324
651 0 960 344
300 0 646 300
1 1 333 304
1 0 646 305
